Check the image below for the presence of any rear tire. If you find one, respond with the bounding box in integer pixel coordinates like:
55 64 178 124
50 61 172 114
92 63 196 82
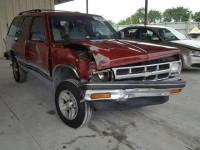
55 79 93 129
12 59 27 83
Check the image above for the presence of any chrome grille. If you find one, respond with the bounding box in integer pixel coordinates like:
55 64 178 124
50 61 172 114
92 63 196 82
112 61 181 81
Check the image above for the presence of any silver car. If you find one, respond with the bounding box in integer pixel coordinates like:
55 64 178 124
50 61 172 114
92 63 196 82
119 25 200 69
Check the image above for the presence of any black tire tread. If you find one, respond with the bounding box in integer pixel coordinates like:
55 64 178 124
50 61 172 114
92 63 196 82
55 79 93 128
66 79 94 128
12 59 27 83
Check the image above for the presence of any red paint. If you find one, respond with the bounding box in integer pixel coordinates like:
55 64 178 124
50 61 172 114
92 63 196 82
55 39 180 70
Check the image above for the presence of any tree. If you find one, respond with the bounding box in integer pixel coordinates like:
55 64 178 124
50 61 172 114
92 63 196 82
193 11 200 22
148 10 162 23
174 7 190 22
163 7 190 22
131 8 145 24
163 8 174 22
118 17 133 25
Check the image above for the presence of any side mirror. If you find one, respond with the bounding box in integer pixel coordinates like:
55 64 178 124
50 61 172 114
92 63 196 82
118 31 125 39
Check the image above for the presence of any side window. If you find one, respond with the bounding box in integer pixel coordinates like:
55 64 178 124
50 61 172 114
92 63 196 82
17 17 32 39
91 21 113 36
139 29 160 41
8 17 22 36
163 29 175 39
124 28 138 39
29 17 46 42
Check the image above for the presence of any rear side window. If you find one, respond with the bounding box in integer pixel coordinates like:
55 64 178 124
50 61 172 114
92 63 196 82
124 28 139 39
139 29 160 41
29 17 46 42
8 17 22 36
17 17 32 39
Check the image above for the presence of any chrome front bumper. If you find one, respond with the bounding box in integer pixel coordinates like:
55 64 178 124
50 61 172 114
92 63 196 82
84 88 179 101
80 79 186 102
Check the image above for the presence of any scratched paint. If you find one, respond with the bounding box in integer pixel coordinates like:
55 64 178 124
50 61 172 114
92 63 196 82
93 53 105 66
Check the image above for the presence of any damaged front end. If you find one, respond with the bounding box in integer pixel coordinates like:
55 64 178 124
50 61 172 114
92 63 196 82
80 54 185 111
62 41 186 111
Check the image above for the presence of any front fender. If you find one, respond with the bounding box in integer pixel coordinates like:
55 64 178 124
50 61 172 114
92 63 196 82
52 65 79 88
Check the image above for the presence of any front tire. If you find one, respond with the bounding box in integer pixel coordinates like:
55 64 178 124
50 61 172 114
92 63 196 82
180 57 184 71
12 59 27 83
55 79 93 129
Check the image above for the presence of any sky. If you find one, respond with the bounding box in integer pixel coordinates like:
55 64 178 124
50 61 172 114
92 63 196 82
55 0 200 23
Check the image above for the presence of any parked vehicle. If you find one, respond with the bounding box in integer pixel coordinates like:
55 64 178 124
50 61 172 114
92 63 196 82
188 27 200 41
6 10 186 128
119 25 200 69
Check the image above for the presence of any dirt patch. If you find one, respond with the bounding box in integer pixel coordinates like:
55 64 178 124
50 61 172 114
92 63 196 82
63 135 96 145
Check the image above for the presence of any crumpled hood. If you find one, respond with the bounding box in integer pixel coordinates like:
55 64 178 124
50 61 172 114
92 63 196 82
71 40 180 70
171 39 200 49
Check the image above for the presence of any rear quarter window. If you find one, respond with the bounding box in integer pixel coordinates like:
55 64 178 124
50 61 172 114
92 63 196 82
8 17 22 36
17 17 32 39
124 28 139 39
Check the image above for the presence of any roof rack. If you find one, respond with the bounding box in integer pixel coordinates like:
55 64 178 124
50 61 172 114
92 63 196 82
19 9 41 15
19 9 80 15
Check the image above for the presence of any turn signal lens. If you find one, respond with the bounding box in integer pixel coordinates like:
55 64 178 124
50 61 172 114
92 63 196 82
188 50 200 56
91 93 111 99
188 50 192 55
170 89 181 94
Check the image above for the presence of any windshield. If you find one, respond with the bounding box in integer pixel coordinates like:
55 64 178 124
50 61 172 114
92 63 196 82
155 28 188 41
50 15 119 43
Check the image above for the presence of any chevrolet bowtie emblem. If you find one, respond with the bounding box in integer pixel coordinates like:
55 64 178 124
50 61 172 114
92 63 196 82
143 72 152 77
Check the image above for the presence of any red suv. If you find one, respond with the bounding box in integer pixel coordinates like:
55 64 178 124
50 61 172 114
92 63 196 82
6 9 186 128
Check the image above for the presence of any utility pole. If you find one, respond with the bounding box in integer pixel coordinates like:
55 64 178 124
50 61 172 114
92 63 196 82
144 0 148 25
86 0 88 14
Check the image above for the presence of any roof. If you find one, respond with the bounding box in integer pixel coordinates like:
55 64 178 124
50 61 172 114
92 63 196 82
121 25 172 30
18 9 100 17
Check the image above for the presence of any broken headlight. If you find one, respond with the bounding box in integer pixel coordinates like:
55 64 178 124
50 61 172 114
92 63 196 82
91 70 111 82
171 62 181 74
